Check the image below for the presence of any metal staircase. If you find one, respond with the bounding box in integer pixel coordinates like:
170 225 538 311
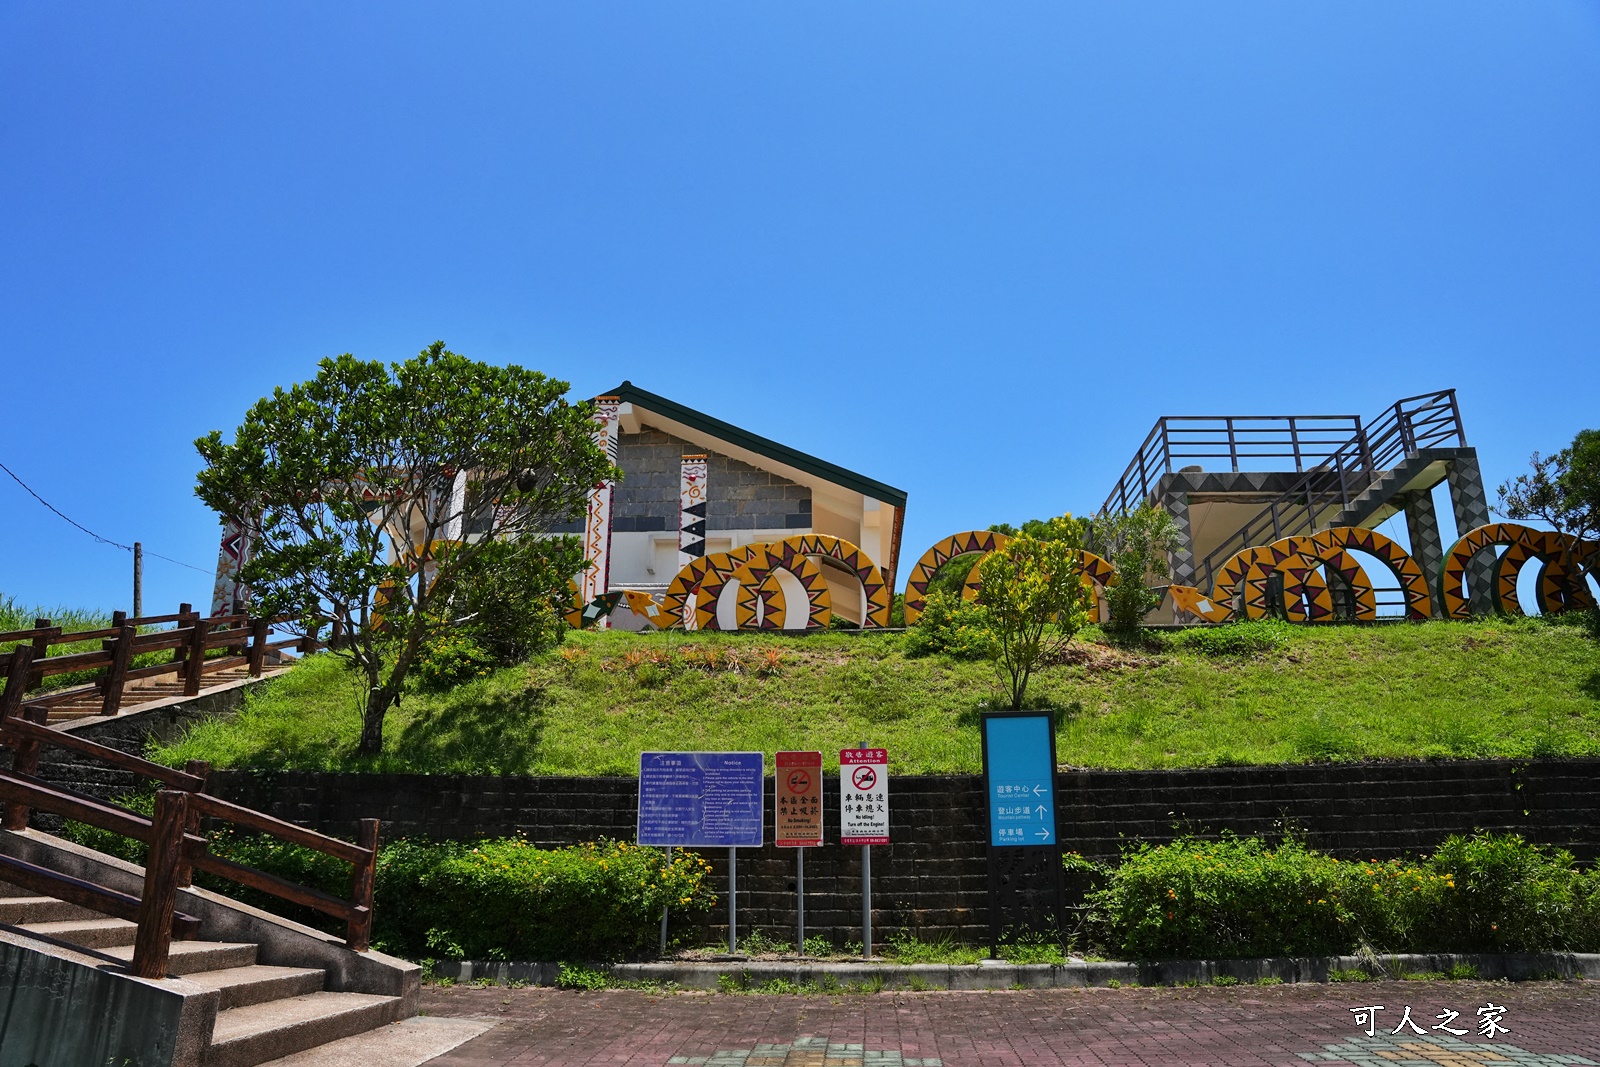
1189 391 1466 591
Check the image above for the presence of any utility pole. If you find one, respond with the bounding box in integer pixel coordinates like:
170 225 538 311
133 542 143 619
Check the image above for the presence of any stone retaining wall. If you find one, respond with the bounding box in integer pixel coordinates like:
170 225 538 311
202 759 1600 947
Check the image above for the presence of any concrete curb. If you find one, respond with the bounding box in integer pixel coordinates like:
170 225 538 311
437 952 1600 990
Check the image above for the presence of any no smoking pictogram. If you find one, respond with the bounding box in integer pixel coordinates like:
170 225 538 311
851 766 877 791
786 769 812 794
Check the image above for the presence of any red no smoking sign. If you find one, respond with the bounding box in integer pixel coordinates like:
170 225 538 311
775 751 822 847
840 748 889 845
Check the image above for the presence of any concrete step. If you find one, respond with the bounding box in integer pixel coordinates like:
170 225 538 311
0 895 103 925
184 964 328 1010
204 992 404 1067
250 1016 496 1067
101 939 260 976
0 880 38 899
18 916 139 949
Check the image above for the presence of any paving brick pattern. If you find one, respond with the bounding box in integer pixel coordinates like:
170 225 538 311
418 981 1600 1066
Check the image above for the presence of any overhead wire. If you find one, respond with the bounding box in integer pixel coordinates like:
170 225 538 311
0 458 212 574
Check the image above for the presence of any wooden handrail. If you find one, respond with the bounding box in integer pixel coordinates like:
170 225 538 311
0 716 206 791
191 851 363 924
188 793 371 865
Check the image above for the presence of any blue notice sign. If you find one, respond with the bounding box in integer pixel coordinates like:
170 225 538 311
981 714 1056 847
638 751 765 847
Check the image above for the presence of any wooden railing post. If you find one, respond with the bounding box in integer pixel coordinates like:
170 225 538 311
28 620 52 688
247 617 270 678
1 645 33 723
347 818 379 951
100 624 137 717
302 618 321 654
131 789 189 979
3 706 48 830
183 620 211 697
176 760 210 888
173 606 198 668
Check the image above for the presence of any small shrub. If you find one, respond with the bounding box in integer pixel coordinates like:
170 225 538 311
1089 834 1348 959
716 973 744 994
556 963 608 991
802 935 832 957
1447 962 1480 980
1211 975 1239 986
1169 620 1292 658
904 590 995 660
1328 968 1371 983
413 630 497 691
376 837 715 961
1427 832 1600 952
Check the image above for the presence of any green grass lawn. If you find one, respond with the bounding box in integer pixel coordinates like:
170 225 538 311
151 615 1600 775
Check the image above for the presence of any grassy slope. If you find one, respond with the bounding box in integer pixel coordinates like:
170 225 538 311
153 617 1600 775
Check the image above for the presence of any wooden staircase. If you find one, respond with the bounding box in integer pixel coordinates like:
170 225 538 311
1 878 407 1067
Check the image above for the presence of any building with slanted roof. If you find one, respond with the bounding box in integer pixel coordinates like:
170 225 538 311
563 381 907 628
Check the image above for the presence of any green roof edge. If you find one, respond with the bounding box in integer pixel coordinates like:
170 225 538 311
605 381 908 509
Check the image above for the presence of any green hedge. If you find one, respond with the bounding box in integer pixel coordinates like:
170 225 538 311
60 811 715 961
1088 832 1600 959
373 838 712 960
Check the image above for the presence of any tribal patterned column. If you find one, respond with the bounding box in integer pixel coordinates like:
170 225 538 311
209 516 254 616
578 397 621 622
679 454 708 568
1401 489 1446 617
1161 492 1197 621
1445 453 1495 614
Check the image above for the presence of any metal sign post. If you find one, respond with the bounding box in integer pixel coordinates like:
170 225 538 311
775 751 822 953
637 751 764 957
979 712 1063 958
659 846 672 954
840 743 888 959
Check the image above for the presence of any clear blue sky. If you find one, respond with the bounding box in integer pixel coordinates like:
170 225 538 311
3 3 1597 615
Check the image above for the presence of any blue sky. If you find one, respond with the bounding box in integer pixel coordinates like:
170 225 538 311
2 3 1597 614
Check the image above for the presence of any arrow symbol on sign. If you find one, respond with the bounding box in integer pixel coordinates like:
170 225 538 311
1033 785 1046 797
1035 804 1048 818
1036 828 1051 839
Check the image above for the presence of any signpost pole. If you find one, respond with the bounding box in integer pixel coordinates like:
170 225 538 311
728 846 737 954
659 846 672 954
859 738 872 959
797 847 805 950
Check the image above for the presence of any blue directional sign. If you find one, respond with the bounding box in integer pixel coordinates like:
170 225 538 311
637 751 765 847
980 713 1056 847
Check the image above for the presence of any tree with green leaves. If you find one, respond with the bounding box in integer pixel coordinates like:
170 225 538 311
973 520 1093 710
194 342 614 756
1497 428 1599 616
1089 503 1178 640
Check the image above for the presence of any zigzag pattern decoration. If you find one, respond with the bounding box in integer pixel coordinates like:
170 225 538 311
1478 527 1598 617
678 454 708 568
902 531 1012 625
1310 527 1431 620
660 546 764 631
1241 543 1334 623
767 534 892 628
1439 522 1543 620
730 547 832 630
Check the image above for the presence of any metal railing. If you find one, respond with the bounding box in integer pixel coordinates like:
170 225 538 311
1190 390 1466 591
1099 413 1365 516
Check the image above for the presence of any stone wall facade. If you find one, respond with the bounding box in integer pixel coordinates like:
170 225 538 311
552 428 811 534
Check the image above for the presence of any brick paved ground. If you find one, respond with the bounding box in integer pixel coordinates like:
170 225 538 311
418 981 1600 1066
